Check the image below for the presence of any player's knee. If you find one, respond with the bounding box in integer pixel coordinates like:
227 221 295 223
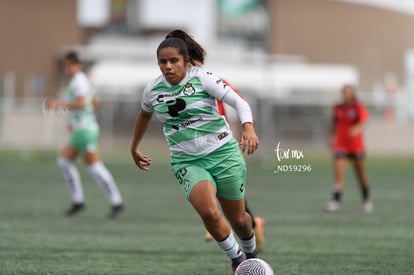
229 214 250 230
199 208 221 225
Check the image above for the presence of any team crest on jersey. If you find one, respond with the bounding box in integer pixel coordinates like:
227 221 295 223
183 82 195 96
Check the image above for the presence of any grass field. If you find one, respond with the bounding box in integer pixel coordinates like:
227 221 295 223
0 151 413 275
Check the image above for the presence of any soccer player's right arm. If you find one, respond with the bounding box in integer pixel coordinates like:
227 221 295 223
131 84 154 170
92 95 100 111
349 103 369 137
131 109 153 171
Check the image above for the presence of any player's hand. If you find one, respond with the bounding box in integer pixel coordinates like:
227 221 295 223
240 122 259 155
131 149 152 171
47 99 58 109
349 126 360 137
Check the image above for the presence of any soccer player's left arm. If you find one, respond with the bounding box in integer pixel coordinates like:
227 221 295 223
47 96 86 110
203 71 259 154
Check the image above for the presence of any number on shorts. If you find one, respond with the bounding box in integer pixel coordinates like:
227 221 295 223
175 168 187 185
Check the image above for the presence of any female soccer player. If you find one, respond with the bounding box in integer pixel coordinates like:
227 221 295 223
131 37 259 273
47 52 124 218
325 84 373 213
165 29 266 252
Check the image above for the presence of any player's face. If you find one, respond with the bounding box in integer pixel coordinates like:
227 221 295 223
342 85 354 104
158 47 187 85
63 60 79 77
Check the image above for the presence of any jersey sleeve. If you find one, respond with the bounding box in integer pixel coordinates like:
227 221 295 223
141 82 154 112
216 79 240 116
357 103 369 122
200 69 253 124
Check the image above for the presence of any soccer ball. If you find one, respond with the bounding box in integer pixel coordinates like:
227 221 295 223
235 258 274 275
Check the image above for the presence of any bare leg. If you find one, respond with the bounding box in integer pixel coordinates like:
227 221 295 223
219 197 252 240
352 158 371 201
333 157 347 195
352 158 369 189
326 157 347 212
83 150 100 165
189 181 231 240
351 157 373 213
61 145 78 161
219 197 257 256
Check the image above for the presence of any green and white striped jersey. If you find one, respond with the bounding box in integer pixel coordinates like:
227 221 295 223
142 66 252 162
66 72 98 132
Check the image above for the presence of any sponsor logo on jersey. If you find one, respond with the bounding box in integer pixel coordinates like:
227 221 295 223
171 116 203 131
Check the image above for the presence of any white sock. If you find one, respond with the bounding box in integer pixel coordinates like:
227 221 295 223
87 161 123 206
240 232 256 254
217 231 243 259
57 157 84 204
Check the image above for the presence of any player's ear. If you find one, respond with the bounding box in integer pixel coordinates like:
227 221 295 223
184 56 193 66
188 57 195 66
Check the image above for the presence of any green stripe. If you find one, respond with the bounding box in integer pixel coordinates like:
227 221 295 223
167 119 227 146
171 139 238 163
152 82 182 93
163 106 214 132
184 91 211 105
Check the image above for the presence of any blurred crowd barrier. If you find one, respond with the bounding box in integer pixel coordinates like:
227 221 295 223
2 73 414 161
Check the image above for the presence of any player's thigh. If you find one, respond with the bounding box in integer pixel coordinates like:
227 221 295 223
189 180 221 219
172 164 216 200
351 157 367 178
211 148 247 200
333 153 348 177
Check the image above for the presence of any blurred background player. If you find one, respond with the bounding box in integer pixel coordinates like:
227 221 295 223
325 84 373 213
131 36 260 273
165 29 265 251
47 51 124 218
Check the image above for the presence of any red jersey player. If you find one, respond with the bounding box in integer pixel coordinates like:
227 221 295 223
326 84 373 213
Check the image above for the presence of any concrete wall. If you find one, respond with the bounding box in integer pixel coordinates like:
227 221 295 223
269 0 414 90
0 0 83 97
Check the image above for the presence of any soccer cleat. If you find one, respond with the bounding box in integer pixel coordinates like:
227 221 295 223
363 200 374 214
245 249 258 259
324 200 340 212
231 251 246 274
65 203 85 216
109 204 125 219
204 230 214 242
253 217 266 252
